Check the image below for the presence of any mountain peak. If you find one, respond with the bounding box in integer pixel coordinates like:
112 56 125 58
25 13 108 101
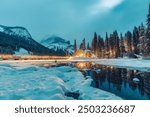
0 24 54 55
41 35 70 44
41 35 73 54
0 25 32 39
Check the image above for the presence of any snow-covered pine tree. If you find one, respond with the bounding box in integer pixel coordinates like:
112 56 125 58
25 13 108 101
145 3 150 57
139 23 146 56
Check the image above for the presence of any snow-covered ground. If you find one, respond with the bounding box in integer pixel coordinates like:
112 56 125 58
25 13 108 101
95 59 150 71
0 62 122 100
70 57 150 71
15 48 29 55
1 57 150 71
1 58 150 100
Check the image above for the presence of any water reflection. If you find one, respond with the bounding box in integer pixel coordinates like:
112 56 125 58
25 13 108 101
75 62 150 100
75 62 95 70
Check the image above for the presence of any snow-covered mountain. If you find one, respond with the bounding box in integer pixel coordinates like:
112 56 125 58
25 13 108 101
0 25 32 39
41 36 74 54
0 25 54 55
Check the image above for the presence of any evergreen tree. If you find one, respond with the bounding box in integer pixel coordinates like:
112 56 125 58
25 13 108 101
80 42 84 50
97 35 104 58
125 31 132 54
113 31 120 58
82 38 86 50
104 32 109 58
92 32 98 55
139 23 146 55
108 34 115 58
120 33 125 57
145 3 150 57
74 40 77 53
87 42 90 50
132 26 139 54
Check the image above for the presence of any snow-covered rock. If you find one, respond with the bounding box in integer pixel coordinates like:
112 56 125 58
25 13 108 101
133 78 140 83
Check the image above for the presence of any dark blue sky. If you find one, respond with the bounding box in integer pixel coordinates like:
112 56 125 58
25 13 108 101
0 0 149 43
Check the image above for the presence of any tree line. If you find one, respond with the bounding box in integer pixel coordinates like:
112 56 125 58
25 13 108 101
74 4 150 59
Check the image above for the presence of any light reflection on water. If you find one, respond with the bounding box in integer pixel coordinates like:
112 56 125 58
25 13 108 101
75 62 150 100
40 62 150 100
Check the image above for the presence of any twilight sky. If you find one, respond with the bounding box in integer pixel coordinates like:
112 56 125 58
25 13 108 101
0 0 149 43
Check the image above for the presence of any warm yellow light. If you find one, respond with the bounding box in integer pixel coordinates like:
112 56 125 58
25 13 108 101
109 50 113 55
76 63 86 69
79 53 84 57
0 54 70 60
67 56 73 60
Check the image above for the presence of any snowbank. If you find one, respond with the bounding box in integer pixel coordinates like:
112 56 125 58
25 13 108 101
0 63 122 100
95 58 150 71
50 66 122 100
70 57 150 71
0 64 70 100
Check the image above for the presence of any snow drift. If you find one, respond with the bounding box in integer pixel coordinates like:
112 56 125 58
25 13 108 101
0 63 122 100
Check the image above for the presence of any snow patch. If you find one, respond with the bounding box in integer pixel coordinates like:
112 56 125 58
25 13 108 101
71 58 150 71
133 78 140 83
0 25 32 39
50 66 122 100
0 27 4 32
15 48 29 55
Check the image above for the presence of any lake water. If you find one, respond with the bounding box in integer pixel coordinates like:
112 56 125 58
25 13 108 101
74 62 150 100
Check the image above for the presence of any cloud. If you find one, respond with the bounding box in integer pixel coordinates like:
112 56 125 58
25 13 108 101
90 0 124 15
